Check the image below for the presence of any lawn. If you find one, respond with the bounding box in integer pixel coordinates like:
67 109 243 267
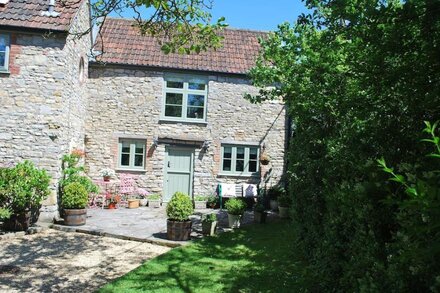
98 220 300 292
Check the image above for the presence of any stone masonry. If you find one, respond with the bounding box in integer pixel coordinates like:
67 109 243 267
86 67 286 197
0 1 92 222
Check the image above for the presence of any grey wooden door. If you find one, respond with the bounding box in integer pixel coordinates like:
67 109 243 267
164 147 194 202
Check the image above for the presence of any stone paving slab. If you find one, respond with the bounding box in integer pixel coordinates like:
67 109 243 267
0 229 170 293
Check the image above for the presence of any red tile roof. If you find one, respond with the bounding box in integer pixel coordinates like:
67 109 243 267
95 18 267 75
0 0 84 32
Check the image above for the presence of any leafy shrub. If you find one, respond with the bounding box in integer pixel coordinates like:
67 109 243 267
278 194 292 208
254 202 266 213
207 195 218 208
60 151 98 194
225 198 246 215
194 195 208 201
201 213 217 223
166 192 194 221
149 194 161 200
267 185 285 200
62 182 88 209
0 161 50 218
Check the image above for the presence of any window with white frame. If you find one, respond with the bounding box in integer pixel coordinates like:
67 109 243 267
221 145 259 175
118 139 146 169
0 34 10 72
162 75 208 122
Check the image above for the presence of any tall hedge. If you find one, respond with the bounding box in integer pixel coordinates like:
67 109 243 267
247 0 440 291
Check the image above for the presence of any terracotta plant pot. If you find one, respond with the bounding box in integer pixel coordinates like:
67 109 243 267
108 202 117 209
167 220 192 241
103 176 110 182
64 209 87 226
202 221 217 236
2 211 31 231
227 213 242 228
128 199 140 209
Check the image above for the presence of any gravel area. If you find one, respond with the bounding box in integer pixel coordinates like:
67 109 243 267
0 229 170 293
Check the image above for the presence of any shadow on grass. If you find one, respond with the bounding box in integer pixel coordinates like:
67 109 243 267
99 219 301 293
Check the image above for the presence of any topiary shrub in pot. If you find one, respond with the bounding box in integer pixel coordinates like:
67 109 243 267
201 213 217 236
225 198 246 228
0 161 50 231
267 185 285 211
62 182 88 226
166 192 194 241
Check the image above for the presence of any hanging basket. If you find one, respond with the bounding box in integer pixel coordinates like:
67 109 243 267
260 153 270 165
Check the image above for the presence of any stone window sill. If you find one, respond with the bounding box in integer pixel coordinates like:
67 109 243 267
159 118 208 126
115 168 146 173
0 70 10 75
217 172 260 178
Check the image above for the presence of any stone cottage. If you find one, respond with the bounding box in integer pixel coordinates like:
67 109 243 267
0 0 286 222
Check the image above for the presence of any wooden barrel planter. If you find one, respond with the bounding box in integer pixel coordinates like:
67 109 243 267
167 220 192 241
2 211 31 231
64 209 87 226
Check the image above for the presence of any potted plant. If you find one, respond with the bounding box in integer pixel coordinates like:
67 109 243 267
148 194 161 208
106 192 121 209
193 195 208 209
0 161 50 231
207 195 218 209
201 213 217 236
62 182 88 226
127 196 140 209
260 153 270 165
224 198 246 228
166 192 194 241
278 194 292 218
99 168 115 182
267 185 285 211
138 188 149 206
253 201 267 224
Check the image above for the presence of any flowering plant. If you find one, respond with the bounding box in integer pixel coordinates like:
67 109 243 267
99 168 115 177
105 192 121 204
138 188 150 199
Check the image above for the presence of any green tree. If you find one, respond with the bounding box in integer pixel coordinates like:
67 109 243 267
90 0 227 54
247 0 439 291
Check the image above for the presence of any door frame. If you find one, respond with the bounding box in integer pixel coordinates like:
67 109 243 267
163 145 195 202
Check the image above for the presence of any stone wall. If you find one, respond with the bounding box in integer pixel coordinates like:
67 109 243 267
0 1 92 221
86 67 286 198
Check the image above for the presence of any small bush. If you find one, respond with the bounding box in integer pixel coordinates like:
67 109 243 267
225 198 246 215
62 182 88 209
194 195 208 201
166 192 194 221
149 194 161 200
267 185 285 200
201 213 217 223
207 195 218 208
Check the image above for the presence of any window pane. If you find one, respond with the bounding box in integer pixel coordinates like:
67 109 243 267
121 154 130 166
249 148 258 160
237 148 245 159
134 155 143 167
0 35 6 51
165 93 183 105
249 161 257 172
0 53 4 68
236 160 244 172
188 82 205 90
121 143 130 153
135 146 144 154
187 94 205 107
166 81 183 88
187 107 204 119
223 159 231 171
223 147 232 158
165 105 182 117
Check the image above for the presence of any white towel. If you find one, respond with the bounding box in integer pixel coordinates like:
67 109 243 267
243 184 258 197
220 183 236 197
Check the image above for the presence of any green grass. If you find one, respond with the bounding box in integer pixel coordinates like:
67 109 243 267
99 220 300 292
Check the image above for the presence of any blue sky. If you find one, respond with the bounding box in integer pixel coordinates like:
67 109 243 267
112 0 309 32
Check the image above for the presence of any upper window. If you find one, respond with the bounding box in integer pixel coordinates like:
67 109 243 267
162 75 208 122
221 145 260 176
0 34 10 72
118 139 146 170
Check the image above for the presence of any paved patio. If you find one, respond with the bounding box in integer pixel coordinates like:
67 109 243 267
53 206 278 247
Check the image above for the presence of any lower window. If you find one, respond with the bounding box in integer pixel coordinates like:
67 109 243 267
221 145 259 175
118 139 146 169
